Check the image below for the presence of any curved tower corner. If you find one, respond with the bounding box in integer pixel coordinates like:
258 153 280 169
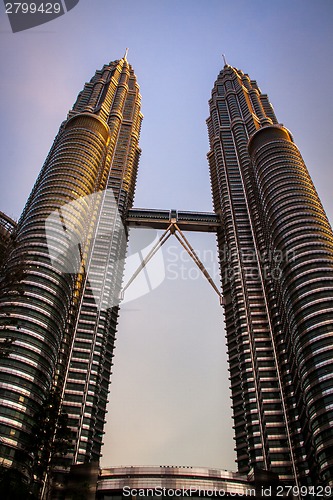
207 64 333 487
248 124 333 486
0 56 143 494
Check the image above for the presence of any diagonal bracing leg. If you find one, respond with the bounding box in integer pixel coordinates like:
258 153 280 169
121 223 223 305
173 224 223 304
120 224 173 299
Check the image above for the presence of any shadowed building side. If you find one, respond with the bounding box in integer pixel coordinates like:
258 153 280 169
1 56 333 499
248 125 333 486
207 64 333 487
207 64 304 484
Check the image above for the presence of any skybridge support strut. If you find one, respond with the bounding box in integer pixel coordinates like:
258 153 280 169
121 222 223 305
173 223 223 303
120 224 173 300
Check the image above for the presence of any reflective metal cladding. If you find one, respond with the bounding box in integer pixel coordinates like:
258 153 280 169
207 64 333 486
0 56 333 497
0 56 142 489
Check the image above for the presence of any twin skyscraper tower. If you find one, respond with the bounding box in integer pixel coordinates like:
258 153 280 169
0 55 332 496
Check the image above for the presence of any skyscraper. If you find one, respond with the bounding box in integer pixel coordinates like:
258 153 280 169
207 64 333 486
0 53 142 491
1 55 333 498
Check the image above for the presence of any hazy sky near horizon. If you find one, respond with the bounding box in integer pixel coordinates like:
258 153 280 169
0 0 333 471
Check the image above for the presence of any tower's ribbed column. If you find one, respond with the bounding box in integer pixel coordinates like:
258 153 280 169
207 66 307 483
248 125 333 486
0 113 111 475
0 57 143 494
48 57 143 494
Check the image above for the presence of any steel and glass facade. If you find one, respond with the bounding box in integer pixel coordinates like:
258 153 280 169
207 64 333 486
1 56 333 496
0 55 142 486
57 55 142 472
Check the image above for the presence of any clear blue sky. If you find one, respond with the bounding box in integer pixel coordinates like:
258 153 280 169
0 0 333 471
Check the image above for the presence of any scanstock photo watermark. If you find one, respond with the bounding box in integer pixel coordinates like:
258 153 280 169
44 188 296 310
165 245 296 283
122 487 256 498
122 486 333 498
4 0 79 32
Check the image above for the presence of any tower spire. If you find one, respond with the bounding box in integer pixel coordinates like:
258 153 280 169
222 53 228 66
124 47 129 60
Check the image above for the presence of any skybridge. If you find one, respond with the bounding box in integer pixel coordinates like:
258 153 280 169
123 207 223 304
126 208 220 232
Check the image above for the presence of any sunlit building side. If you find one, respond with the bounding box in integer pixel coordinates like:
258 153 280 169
0 55 142 494
1 56 333 498
56 55 142 472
